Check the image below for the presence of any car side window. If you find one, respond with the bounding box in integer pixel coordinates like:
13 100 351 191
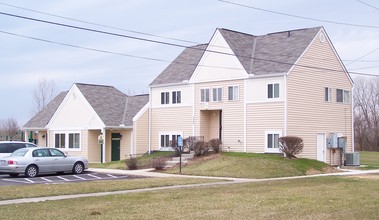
33 149 50 157
10 143 24 152
0 144 9 153
49 149 65 157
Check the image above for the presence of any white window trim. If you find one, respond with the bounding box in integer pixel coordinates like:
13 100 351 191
158 132 183 149
325 87 332 102
264 130 282 153
212 87 223 102
200 88 210 103
267 83 280 100
228 85 239 101
53 131 81 151
172 91 181 104
161 92 170 105
336 89 350 104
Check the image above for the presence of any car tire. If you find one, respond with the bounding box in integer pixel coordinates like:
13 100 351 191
72 162 84 174
25 165 38 178
9 173 19 177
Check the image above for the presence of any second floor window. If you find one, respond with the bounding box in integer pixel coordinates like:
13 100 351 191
172 91 181 104
268 83 279 99
228 86 239 101
212 88 222 102
161 92 169 104
325 87 332 102
336 89 350 104
201 89 210 102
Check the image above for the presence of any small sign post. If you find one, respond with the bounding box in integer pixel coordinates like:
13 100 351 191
178 136 183 174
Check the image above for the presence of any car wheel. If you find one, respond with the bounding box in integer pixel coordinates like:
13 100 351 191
9 173 19 177
25 165 38 178
72 162 84 174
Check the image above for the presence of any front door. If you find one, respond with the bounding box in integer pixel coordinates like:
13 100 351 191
317 133 325 162
111 133 121 161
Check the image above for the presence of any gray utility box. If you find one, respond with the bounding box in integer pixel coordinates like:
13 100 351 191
345 152 360 166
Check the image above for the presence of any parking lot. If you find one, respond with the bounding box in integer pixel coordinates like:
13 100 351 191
0 172 136 186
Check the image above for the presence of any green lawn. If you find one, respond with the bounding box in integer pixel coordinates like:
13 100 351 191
0 177 218 201
165 152 333 178
359 151 379 169
0 175 378 219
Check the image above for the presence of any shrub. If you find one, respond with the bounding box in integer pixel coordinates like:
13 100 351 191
125 157 138 170
208 138 222 153
193 141 209 157
278 136 304 159
151 157 167 170
170 139 181 157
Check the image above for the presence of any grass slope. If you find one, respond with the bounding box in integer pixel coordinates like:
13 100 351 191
166 152 332 178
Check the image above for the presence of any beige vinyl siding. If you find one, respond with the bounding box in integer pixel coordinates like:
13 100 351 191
246 102 284 152
133 108 149 155
287 31 353 163
195 80 245 152
120 130 131 159
87 130 101 163
37 131 47 147
150 106 193 150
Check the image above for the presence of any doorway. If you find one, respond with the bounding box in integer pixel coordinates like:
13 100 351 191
111 133 121 161
316 133 325 162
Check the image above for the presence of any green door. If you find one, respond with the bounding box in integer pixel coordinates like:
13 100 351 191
111 133 121 161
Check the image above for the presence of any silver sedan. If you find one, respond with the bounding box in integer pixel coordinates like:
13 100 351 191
0 148 88 178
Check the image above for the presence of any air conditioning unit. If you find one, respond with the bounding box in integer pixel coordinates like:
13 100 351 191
345 152 360 166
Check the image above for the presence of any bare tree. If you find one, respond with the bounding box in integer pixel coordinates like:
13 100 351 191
0 117 19 140
33 78 57 113
354 76 379 151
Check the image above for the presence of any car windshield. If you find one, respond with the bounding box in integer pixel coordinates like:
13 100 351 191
10 148 29 157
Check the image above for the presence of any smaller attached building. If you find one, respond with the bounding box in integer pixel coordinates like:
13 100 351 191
23 83 149 163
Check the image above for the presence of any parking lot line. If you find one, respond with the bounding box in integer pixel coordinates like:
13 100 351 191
107 174 118 178
57 176 70 182
73 175 86 180
87 174 102 179
24 178 34 183
41 177 52 182
2 178 30 184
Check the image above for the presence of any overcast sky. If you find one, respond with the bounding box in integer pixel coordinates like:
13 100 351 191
1 0 378 125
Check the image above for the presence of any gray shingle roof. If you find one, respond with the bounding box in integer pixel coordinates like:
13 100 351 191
24 83 149 129
150 44 208 86
76 83 149 127
150 27 322 85
23 91 68 129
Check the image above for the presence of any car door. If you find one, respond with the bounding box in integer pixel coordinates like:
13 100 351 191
49 149 72 172
32 149 54 173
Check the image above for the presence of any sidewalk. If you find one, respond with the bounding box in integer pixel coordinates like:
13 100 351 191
0 168 378 206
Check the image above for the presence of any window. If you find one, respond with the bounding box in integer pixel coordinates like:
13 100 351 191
201 89 210 102
212 88 222 102
161 92 169 104
268 83 279 99
172 91 181 104
265 131 282 153
55 132 80 149
228 86 239 101
325 87 332 102
55 133 65 148
160 133 182 148
336 89 350 103
69 133 80 149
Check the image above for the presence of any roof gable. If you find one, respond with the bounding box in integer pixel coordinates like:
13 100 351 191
23 92 68 129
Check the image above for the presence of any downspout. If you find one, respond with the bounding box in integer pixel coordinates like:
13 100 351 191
244 79 247 152
148 87 152 154
284 74 288 136
192 83 195 136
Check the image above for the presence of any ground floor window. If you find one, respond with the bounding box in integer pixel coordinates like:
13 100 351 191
265 130 282 153
159 132 182 148
54 132 81 150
